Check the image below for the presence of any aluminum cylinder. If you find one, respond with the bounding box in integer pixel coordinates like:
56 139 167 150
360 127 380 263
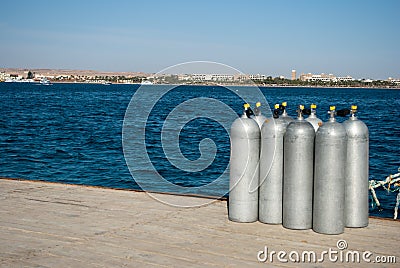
259 117 289 224
229 115 260 222
343 111 369 228
283 116 315 229
313 115 347 234
306 113 322 132
254 102 268 129
281 111 294 125
254 114 267 129
306 104 323 132
280 102 294 125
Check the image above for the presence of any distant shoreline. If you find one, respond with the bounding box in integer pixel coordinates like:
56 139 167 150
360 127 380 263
1 81 399 90
1 67 399 89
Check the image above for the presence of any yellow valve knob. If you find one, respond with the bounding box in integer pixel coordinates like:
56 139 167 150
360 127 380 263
300 105 304 110
244 103 250 109
311 104 317 109
274 104 280 109
256 102 261 107
330 106 336 111
351 105 357 110
282 102 287 107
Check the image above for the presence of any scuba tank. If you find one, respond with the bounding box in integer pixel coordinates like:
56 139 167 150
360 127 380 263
259 104 289 224
229 103 260 222
280 101 294 124
313 106 347 234
253 102 267 129
305 103 323 132
342 105 369 228
282 105 315 229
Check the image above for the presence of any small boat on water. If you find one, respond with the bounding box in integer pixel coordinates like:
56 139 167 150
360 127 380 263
39 78 52 86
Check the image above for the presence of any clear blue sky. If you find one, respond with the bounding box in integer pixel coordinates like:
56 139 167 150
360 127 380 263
1 0 399 79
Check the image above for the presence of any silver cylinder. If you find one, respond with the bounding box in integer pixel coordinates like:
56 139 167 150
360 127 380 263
280 102 294 125
254 114 267 129
281 113 294 125
306 105 322 132
254 102 268 129
259 116 289 224
343 108 369 228
229 113 260 222
313 110 347 234
283 110 315 229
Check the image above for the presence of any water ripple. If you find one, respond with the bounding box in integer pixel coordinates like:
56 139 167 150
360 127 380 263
0 83 398 218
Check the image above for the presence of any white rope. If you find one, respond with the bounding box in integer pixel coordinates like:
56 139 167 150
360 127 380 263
369 184 381 209
369 169 400 219
369 173 400 189
394 192 400 220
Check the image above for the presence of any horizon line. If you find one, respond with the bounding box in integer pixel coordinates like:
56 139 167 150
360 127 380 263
0 67 397 80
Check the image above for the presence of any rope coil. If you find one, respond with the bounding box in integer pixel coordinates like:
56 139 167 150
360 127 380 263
369 169 400 219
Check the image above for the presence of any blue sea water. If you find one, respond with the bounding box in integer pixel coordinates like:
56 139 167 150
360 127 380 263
0 83 399 218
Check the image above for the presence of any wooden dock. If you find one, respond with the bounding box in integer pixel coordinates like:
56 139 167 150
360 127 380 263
0 178 398 267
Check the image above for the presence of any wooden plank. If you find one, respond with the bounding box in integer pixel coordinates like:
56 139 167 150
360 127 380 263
0 178 398 267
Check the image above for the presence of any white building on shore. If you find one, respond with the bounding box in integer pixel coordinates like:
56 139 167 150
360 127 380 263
249 74 266 80
336 76 354 82
0 71 10 81
191 74 234 82
300 73 353 82
388 77 400 84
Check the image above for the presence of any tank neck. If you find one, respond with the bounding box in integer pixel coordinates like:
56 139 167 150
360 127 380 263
296 105 305 120
241 107 247 118
254 107 261 116
311 109 317 116
350 111 358 120
297 111 304 120
242 105 254 118
309 111 316 118
328 109 337 122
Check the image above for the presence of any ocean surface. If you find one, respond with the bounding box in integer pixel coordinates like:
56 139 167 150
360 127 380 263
0 83 399 218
